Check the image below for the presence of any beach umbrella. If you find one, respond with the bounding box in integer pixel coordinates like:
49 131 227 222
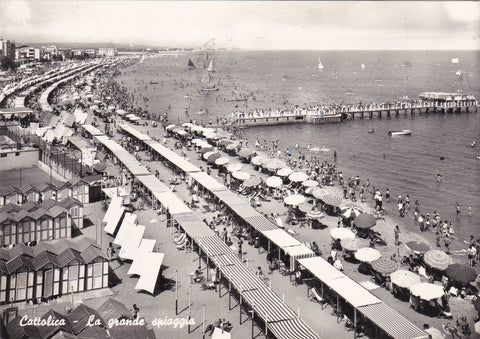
410 283 444 300
226 143 238 151
312 188 328 200
266 176 283 188
90 105 99 111
323 186 344 197
354 214 377 229
355 247 382 263
202 127 215 135
215 157 230 166
289 172 309 183
204 132 217 140
227 163 242 173
284 194 306 206
232 171 251 181
238 148 254 158
219 139 233 147
304 186 316 196
182 122 194 128
475 321 480 335
191 125 203 133
198 140 212 148
198 146 214 154
277 167 293 177
264 159 286 172
371 257 399 275
165 124 176 131
298 202 314 214
244 176 261 187
176 130 188 137
390 270 422 289
406 241 430 254
207 153 221 163
321 193 342 206
424 327 445 339
302 179 318 188
341 238 369 252
191 138 203 146
424 250 452 271
330 228 355 241
251 156 266 166
445 263 478 285
341 206 363 219
203 151 216 160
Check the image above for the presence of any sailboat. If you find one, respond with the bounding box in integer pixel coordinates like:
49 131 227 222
187 59 196 69
361 63 366 69
451 58 459 64
200 67 218 92
318 58 324 70
207 60 214 72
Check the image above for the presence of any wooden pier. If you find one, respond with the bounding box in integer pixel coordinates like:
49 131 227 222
229 93 477 128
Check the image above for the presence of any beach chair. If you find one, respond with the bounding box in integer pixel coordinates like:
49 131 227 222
310 287 326 305
174 233 186 244
176 238 189 250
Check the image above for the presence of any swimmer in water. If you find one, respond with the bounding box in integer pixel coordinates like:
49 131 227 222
436 173 443 182
471 141 476 147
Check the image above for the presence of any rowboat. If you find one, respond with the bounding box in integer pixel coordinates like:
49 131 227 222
388 130 412 136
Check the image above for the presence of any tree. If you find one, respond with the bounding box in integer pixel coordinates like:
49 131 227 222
0 56 17 70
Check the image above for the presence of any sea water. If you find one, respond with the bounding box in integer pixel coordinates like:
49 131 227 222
117 50 480 243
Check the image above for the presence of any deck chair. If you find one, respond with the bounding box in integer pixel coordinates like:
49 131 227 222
176 238 188 250
174 233 186 244
310 287 325 304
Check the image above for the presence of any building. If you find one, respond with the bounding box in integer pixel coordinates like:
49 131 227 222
84 49 97 58
0 236 109 305
41 45 58 60
0 136 38 171
58 48 73 60
97 48 118 57
0 199 74 246
0 39 16 61
15 46 41 62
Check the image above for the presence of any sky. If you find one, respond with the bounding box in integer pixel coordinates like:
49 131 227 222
0 1 479 50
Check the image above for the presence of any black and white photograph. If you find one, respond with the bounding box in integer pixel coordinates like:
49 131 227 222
0 1 479 338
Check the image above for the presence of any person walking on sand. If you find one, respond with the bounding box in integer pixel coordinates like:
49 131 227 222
394 225 401 246
444 233 451 254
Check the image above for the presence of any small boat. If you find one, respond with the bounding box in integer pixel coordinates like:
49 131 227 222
187 59 196 69
368 128 375 134
361 63 366 69
318 58 324 70
149 80 158 84
309 146 330 152
388 130 412 136
200 59 219 91
451 57 459 64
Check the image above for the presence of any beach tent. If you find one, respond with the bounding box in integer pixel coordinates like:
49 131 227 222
102 197 126 235
127 239 157 275
134 252 165 294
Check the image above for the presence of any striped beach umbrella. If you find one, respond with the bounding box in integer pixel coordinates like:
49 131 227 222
341 238 369 252
203 151 216 160
406 241 430 254
165 124 176 131
232 171 251 181
410 283 444 300
371 257 399 275
226 163 242 173
215 157 230 166
341 206 363 219
321 193 342 206
424 250 452 271
298 202 314 214
266 176 283 188
284 194 306 206
330 227 355 241
355 247 382 263
390 270 422 289
354 214 377 229
277 167 293 177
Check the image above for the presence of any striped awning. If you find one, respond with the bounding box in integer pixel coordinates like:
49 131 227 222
173 213 215 238
283 244 315 260
228 204 262 219
214 190 250 206
242 287 297 322
190 172 228 192
119 123 152 141
195 235 233 257
267 318 319 339
357 302 428 339
221 263 265 292
244 215 279 232
210 253 239 268
262 229 302 248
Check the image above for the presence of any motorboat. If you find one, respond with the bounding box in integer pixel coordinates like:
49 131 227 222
368 128 375 134
388 130 412 136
